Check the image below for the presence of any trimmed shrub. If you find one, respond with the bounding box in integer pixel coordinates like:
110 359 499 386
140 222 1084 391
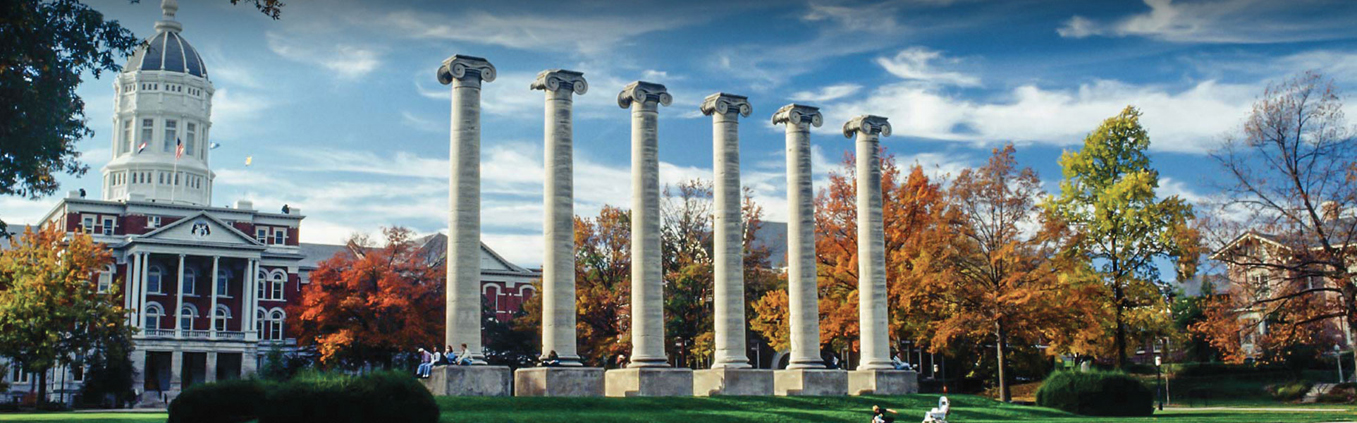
1036 371 1154 417
167 379 270 423
1267 380 1313 401
258 370 438 423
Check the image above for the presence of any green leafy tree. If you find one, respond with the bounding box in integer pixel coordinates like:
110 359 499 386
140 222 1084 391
0 226 132 403
1048 106 1198 369
0 0 282 236
78 333 136 408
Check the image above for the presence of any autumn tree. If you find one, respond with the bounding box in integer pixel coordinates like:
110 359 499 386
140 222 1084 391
1195 71 1357 373
903 145 1104 402
0 0 281 235
289 227 443 369
570 206 633 367
0 226 131 403
1049 106 1198 369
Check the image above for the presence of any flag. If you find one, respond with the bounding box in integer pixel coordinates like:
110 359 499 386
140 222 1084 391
136 142 147 154
175 138 184 159
210 142 221 150
245 156 253 167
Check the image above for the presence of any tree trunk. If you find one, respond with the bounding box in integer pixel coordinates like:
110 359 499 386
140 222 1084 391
36 367 48 406
1114 283 1127 370
997 322 1011 403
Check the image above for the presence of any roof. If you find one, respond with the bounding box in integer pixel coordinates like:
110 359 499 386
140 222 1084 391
298 243 350 270
126 30 208 79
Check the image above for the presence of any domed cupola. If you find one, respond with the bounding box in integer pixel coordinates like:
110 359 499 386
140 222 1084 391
102 0 217 207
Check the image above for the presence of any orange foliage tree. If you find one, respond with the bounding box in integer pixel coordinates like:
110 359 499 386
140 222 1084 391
901 145 1105 402
571 206 633 367
289 227 443 368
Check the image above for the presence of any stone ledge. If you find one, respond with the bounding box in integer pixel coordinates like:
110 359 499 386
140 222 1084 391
693 368 773 396
605 367 694 397
774 368 848 396
849 369 918 396
514 367 605 397
422 365 512 397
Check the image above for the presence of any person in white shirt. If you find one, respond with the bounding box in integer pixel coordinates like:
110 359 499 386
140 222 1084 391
415 348 433 378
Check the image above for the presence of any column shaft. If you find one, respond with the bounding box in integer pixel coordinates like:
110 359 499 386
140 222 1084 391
855 132 891 370
175 254 185 337
128 252 141 325
542 86 580 366
448 73 486 363
629 100 665 368
139 253 149 329
784 115 824 369
209 256 219 338
711 108 748 369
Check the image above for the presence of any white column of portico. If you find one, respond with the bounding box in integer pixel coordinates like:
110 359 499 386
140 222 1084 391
703 93 753 369
126 251 141 324
620 81 672 368
438 55 496 364
532 69 587 367
844 115 894 371
772 104 826 370
209 256 219 338
174 254 185 337
139 252 149 328
244 259 256 339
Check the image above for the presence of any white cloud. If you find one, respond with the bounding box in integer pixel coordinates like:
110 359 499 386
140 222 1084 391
377 8 703 56
401 111 443 133
1057 0 1357 44
265 32 381 79
209 88 277 141
790 84 863 102
875 47 980 87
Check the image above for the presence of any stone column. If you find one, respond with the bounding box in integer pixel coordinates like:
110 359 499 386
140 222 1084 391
205 352 217 383
772 104 826 370
531 69 587 367
703 93 753 370
174 254 185 337
620 81 671 369
244 259 256 339
772 104 847 396
438 55 496 365
209 256 219 338
127 251 141 324
843 115 893 371
139 252 150 328
843 115 917 395
169 350 182 393
604 81 692 397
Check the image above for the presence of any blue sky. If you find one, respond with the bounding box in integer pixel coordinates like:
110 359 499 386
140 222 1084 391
7 0 1357 266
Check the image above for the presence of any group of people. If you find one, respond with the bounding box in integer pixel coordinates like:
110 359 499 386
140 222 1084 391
415 343 473 378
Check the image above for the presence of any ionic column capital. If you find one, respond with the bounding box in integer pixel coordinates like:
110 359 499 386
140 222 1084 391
700 92 751 118
437 55 497 85
842 115 892 138
772 104 824 128
617 81 672 109
530 69 588 95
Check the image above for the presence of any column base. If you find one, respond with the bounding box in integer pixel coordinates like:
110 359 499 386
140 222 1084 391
604 367 693 397
422 365 512 397
514 367 605 397
774 368 847 396
693 368 773 396
849 369 918 396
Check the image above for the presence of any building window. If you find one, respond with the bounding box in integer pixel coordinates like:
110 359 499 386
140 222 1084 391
268 309 285 340
11 365 29 384
71 364 83 381
102 217 115 236
148 266 163 294
180 304 197 331
142 119 155 150
186 122 197 158
273 229 285 245
271 272 284 301
216 269 230 296
256 309 265 336
256 228 268 243
164 119 177 153
148 215 161 228
183 267 197 295
123 119 133 155
144 303 163 330
82 216 94 234
214 305 231 332
96 265 114 293
257 269 268 299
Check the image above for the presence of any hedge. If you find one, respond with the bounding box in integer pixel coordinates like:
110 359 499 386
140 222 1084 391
1035 370 1153 417
167 370 437 423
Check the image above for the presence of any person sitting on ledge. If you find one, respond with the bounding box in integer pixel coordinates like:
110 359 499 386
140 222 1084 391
415 348 433 378
444 345 456 365
431 347 444 368
456 343 473 365
542 350 561 367
891 353 911 371
871 405 898 423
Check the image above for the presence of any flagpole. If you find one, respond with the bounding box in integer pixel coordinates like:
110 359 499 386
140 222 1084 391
170 139 180 204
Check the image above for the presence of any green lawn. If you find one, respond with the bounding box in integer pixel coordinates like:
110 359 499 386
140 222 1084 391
1 394 1352 422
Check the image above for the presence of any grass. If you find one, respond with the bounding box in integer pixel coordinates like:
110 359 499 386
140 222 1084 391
1 393 1352 422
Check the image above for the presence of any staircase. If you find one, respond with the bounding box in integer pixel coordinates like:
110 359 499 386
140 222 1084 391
1300 383 1338 404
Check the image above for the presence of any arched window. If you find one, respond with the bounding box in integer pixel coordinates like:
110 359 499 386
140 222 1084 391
256 308 265 336
483 285 502 314
96 264 115 293
257 269 268 299
148 265 164 294
270 271 285 301
144 303 164 330
182 267 197 295
213 305 231 332
268 309 285 340
180 304 198 330
216 268 230 296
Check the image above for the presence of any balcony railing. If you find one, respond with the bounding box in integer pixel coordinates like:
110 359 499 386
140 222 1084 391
143 329 177 338
140 329 249 340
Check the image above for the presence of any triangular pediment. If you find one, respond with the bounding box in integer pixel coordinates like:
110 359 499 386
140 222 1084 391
139 212 261 246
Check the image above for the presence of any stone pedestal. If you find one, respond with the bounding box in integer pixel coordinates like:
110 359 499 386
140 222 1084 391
514 367 604 397
849 369 918 396
774 368 847 396
605 367 692 397
422 365 512 397
693 368 773 396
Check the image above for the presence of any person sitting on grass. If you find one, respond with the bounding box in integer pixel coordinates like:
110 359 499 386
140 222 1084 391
542 350 561 367
871 405 898 423
415 348 433 378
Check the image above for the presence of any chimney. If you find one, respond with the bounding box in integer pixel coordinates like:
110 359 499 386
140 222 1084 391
235 200 254 211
